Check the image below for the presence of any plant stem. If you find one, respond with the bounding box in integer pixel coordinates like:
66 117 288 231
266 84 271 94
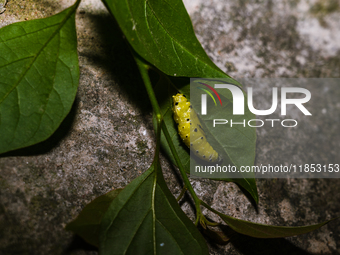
160 122 203 225
133 54 204 225
134 55 162 126
176 185 187 202
134 54 163 164
201 200 220 215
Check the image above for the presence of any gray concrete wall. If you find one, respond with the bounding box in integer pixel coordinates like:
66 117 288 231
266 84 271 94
0 0 339 254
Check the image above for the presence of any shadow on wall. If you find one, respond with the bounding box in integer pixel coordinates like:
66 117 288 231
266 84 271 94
0 98 79 157
64 224 320 255
211 225 320 255
78 12 152 114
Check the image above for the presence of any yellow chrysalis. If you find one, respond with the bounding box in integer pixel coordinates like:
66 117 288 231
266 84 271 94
172 93 219 162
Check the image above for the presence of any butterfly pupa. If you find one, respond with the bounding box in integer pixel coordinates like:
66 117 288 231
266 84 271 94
172 93 219 162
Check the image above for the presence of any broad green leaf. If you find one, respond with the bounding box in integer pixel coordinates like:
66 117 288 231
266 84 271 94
191 79 258 202
102 0 239 82
214 208 333 238
99 162 209 255
191 79 257 173
65 189 123 247
0 0 80 154
153 75 258 203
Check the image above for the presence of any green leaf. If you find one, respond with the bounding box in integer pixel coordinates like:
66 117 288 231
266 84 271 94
191 79 258 202
102 0 239 82
228 178 258 204
211 206 333 238
65 189 123 247
99 162 209 255
153 76 258 203
0 0 80 154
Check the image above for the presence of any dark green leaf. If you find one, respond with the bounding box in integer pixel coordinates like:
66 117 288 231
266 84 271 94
102 0 239 82
216 210 332 238
0 0 80 154
227 178 258 204
65 189 123 247
99 162 209 255
191 79 258 202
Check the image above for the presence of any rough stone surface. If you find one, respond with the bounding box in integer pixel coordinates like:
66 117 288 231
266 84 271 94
0 0 339 254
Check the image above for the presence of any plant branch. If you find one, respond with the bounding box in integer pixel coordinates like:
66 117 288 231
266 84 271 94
133 52 204 225
176 185 187 202
134 55 162 125
133 53 163 165
201 200 220 215
133 51 213 226
160 122 204 225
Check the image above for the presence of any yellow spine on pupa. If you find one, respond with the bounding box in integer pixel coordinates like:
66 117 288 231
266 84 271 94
172 93 219 162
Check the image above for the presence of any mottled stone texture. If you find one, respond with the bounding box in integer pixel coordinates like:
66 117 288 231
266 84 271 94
0 0 339 254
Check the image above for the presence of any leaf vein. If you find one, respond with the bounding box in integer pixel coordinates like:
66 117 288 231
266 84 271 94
0 6 76 105
144 0 225 77
0 23 60 43
124 209 152 254
156 184 202 250
155 219 185 255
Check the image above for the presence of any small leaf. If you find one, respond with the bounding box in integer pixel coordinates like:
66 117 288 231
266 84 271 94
0 0 80 154
99 162 209 255
216 210 333 238
65 189 123 247
102 0 239 82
